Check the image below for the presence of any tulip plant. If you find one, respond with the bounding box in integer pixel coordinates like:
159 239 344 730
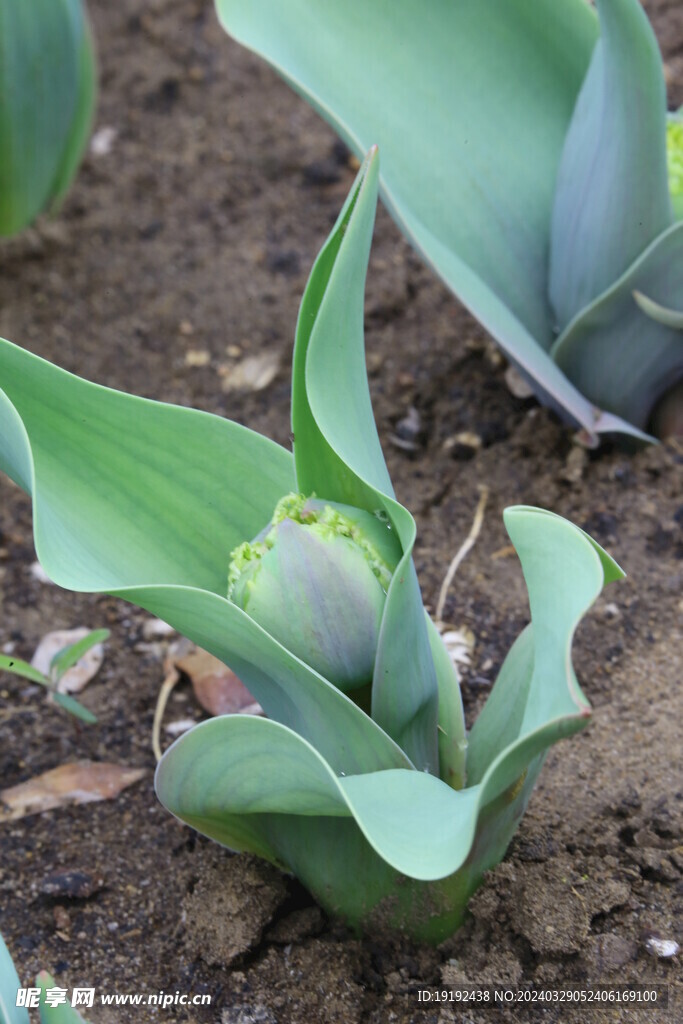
0 0 95 237
215 0 683 441
0 152 622 942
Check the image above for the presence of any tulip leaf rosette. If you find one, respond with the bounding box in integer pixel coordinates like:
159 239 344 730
215 0 683 440
0 151 622 942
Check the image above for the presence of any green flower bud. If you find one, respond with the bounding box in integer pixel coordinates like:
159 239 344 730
227 493 402 692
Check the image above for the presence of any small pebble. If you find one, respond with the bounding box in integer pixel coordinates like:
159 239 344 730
142 618 176 640
645 935 679 958
29 561 53 583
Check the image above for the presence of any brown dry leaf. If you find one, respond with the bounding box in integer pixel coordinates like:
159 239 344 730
219 350 280 393
0 761 146 821
171 641 262 717
31 627 105 694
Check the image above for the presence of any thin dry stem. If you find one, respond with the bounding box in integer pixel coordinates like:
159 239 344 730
152 666 181 762
435 486 489 625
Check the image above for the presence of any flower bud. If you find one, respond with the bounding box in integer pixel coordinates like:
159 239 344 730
227 493 402 692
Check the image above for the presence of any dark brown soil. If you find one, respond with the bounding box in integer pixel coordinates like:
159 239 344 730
0 1 681 1021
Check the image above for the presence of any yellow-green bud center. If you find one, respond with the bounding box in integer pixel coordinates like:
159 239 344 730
667 115 683 204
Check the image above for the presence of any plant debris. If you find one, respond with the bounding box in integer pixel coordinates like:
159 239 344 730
0 761 146 821
31 627 105 694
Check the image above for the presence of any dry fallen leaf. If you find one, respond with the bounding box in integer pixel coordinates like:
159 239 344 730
174 644 262 717
219 350 280 393
0 761 146 821
31 627 105 694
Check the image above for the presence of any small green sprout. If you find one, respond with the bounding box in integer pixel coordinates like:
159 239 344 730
0 0 96 237
0 630 108 724
215 0 683 440
1 933 90 1024
0 152 622 942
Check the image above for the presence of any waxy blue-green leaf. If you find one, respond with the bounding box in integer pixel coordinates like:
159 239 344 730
0 0 95 236
549 0 671 331
0 933 29 1024
157 506 621 938
552 222 683 427
216 0 595 347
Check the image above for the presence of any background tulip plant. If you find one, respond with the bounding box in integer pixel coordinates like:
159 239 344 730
0 152 622 942
215 0 683 441
0 0 95 237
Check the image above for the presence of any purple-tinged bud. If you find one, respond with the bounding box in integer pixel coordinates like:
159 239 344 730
227 493 402 692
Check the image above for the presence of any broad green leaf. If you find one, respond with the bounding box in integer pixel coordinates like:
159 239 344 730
36 974 88 1024
0 338 410 775
50 628 109 680
0 653 49 687
0 339 294 592
0 0 90 235
0 933 29 1024
549 0 671 331
552 222 683 428
212 0 648 437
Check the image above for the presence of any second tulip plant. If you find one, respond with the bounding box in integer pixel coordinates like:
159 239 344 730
0 151 621 942
215 0 683 441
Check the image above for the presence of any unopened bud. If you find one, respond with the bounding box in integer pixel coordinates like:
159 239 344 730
228 494 401 691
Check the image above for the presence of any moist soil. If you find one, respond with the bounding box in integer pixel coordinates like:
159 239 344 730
0 1 681 1021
